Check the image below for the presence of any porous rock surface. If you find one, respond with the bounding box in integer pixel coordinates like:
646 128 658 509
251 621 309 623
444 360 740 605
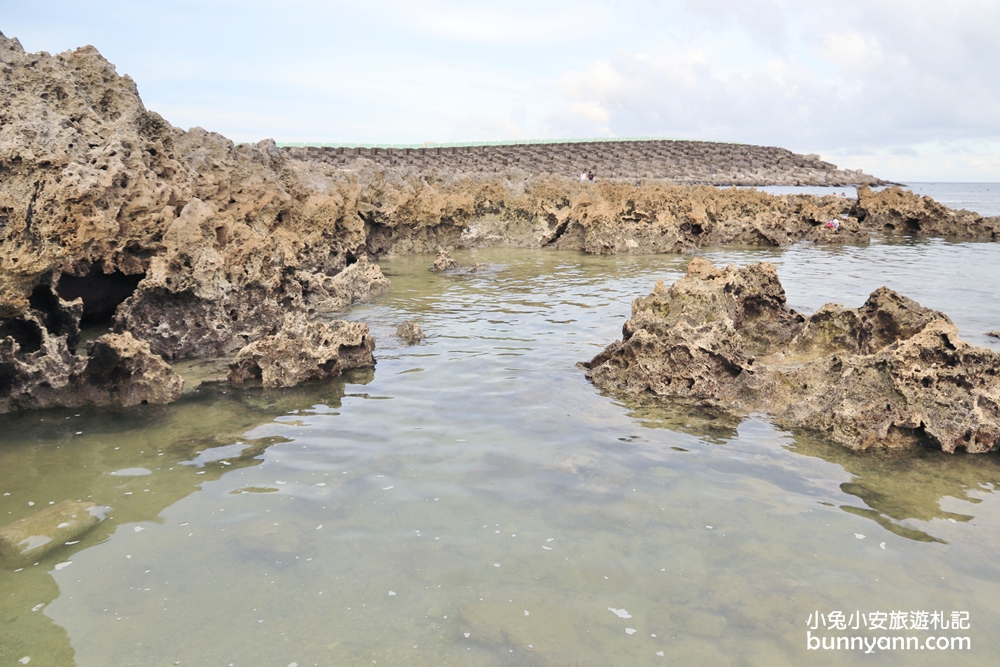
0 294 182 411
0 31 997 413
396 320 424 344
584 259 1000 453
0 32 386 409
856 186 998 240
228 315 374 389
430 249 459 272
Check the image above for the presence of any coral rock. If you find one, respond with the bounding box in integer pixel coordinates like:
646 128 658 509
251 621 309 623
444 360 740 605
0 288 181 411
396 320 424 344
298 256 390 313
584 260 1000 453
228 315 375 388
855 186 999 240
431 249 459 272
77 332 184 406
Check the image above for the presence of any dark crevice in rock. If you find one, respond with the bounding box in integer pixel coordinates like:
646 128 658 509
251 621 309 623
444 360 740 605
0 316 43 354
56 265 144 326
24 180 42 239
28 282 81 352
0 362 16 398
543 217 572 247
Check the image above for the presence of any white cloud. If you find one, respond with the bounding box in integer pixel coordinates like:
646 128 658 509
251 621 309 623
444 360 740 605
542 0 1000 178
390 0 611 44
817 31 885 76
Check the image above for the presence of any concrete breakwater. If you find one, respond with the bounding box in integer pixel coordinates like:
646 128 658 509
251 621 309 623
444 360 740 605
284 140 888 187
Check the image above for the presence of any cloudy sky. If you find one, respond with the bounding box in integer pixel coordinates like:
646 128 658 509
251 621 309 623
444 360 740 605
7 0 1000 180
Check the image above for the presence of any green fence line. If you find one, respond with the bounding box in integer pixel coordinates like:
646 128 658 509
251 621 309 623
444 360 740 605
276 137 741 149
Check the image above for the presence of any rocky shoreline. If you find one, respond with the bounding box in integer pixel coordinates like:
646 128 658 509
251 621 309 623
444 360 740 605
1 32 998 438
583 260 1000 454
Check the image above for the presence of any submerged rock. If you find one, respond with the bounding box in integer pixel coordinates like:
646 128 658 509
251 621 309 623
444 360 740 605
396 320 424 344
429 249 490 273
227 315 374 388
584 259 1000 454
430 249 459 272
0 500 104 565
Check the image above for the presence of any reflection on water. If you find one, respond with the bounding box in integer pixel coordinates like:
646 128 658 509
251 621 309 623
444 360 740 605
0 377 364 665
1 243 1000 666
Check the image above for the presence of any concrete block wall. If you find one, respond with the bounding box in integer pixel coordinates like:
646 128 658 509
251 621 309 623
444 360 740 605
282 139 887 186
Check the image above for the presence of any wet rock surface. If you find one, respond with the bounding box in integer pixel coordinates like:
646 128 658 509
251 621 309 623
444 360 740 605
584 259 1000 453
227 315 375 388
77 332 184 406
430 249 459 272
0 500 103 565
395 320 424 344
0 31 997 412
0 288 182 411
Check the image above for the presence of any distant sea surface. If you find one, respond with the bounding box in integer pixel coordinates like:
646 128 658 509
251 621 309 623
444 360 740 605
756 182 1000 217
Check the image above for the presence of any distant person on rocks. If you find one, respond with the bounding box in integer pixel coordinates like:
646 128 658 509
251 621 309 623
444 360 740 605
588 171 595 182
581 172 588 182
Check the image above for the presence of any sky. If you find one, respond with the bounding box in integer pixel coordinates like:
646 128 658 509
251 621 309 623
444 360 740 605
6 0 1000 181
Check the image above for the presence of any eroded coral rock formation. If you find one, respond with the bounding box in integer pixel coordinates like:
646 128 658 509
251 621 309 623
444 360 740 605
856 186 998 241
396 320 424 344
430 249 459 272
584 259 1000 453
0 289 182 411
0 32 384 409
77 332 183 406
1 31 997 413
228 315 374 389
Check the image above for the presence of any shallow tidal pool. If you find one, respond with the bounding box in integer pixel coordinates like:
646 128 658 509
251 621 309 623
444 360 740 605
2 239 1000 666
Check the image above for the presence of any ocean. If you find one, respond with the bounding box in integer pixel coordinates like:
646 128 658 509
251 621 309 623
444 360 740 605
1 187 999 666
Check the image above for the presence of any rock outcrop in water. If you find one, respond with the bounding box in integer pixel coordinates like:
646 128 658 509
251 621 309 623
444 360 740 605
228 316 374 388
856 186 998 240
0 31 997 413
0 294 182 412
583 259 1000 454
430 249 459 272
395 320 424 344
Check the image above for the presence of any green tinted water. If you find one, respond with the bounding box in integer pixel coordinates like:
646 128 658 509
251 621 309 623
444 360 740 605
2 241 1000 666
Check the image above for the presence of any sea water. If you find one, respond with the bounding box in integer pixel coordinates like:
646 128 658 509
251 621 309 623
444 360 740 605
1 235 1000 666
